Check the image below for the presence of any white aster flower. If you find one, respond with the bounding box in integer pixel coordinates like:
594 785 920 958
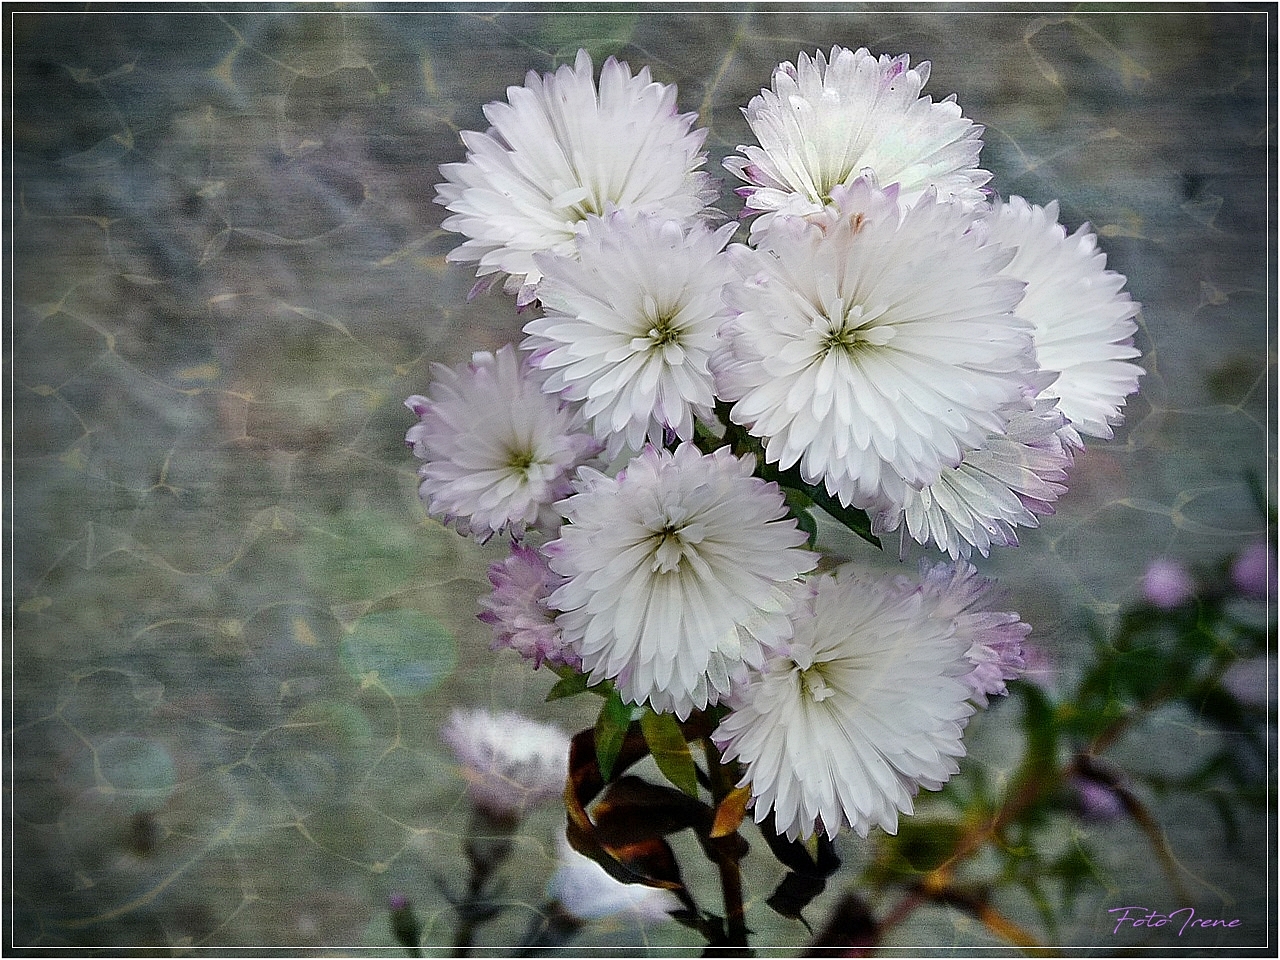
436 49 717 306
725 45 989 238
405 345 602 541
524 212 738 458
548 830 682 923
713 564 975 841
545 442 816 719
901 560 1030 707
983 196 1143 445
441 708 571 819
873 391 1074 559
712 179 1035 509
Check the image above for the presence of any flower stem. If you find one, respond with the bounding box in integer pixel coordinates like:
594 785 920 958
450 808 518 955
703 740 752 954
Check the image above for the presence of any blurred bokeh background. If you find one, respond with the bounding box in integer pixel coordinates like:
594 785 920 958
7 8 1274 954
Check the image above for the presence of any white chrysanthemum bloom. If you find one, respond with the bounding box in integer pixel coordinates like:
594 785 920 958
548 830 682 922
441 708 571 819
713 564 975 841
405 345 602 541
712 179 1035 509
436 49 718 306
524 212 738 458
545 443 816 719
872 391 1074 559
901 560 1030 707
725 46 989 238
983 196 1143 446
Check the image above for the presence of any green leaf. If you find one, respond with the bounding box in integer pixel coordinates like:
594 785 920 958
594 690 633 782
1015 681 1060 777
640 709 700 798
546 671 590 701
783 487 819 548
770 463 879 548
713 405 879 548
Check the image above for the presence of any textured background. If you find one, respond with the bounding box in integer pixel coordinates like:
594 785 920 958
7 8 1275 953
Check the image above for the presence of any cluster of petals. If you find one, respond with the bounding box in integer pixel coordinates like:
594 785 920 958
544 442 815 719
712 179 1035 510
713 564 975 841
983 196 1144 445
405 345 602 541
873 390 1074 559
441 708 571 819
525 212 738 457
725 45 989 238
899 560 1030 706
478 543 578 670
436 49 717 305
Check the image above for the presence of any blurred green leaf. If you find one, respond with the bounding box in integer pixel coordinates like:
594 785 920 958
537 13 639 64
1049 842 1104 913
870 818 964 882
594 689 632 782
546 670 590 701
640 709 699 798
1015 681 1060 777
302 508 428 604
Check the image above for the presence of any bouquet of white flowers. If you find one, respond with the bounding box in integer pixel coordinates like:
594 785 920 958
405 45 1143 951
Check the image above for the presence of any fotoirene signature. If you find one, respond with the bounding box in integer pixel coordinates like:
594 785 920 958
1109 906 1243 937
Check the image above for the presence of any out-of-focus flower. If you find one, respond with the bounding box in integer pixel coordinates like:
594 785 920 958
714 564 974 841
1221 656 1275 709
1070 773 1126 822
547 831 682 922
441 708 571 819
524 212 737 457
436 49 717 306
1019 642 1058 696
725 45 989 238
387 893 421 952
983 196 1143 446
1141 557 1196 609
478 543 578 670
405 345 602 541
1230 540 1276 599
903 560 1030 707
712 179 1034 509
873 392 1073 559
545 443 816 719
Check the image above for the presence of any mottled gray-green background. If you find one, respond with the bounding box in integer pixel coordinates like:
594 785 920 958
7 7 1274 955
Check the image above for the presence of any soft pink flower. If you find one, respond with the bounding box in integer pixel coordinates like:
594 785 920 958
1230 540 1276 599
478 544 579 670
1141 558 1195 609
